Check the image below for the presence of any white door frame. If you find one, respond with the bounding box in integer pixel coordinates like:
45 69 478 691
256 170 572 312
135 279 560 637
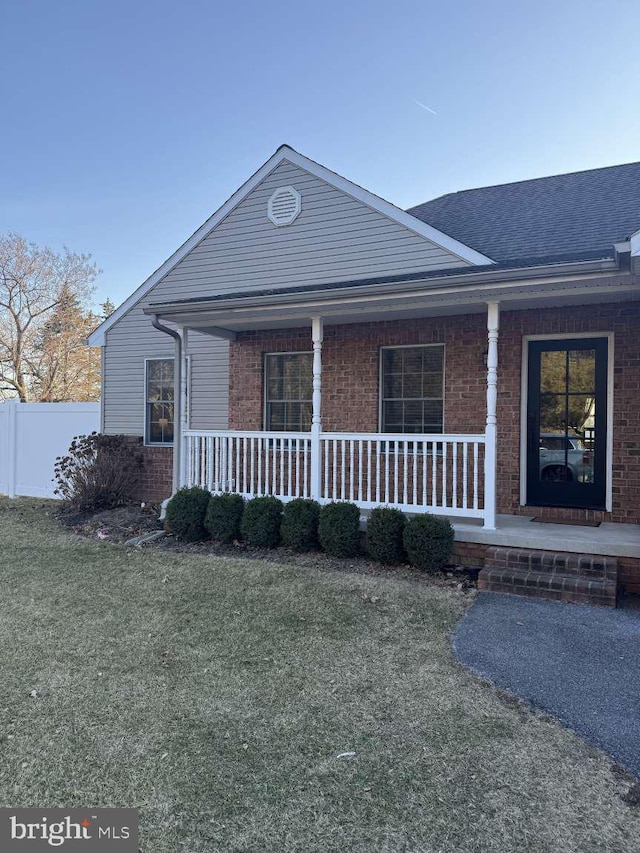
519 332 614 512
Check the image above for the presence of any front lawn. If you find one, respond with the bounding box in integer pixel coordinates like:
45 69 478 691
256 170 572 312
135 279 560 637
0 499 637 851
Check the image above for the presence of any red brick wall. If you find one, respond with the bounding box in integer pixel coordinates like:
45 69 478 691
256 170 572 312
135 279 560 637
123 437 173 503
497 302 640 524
618 557 640 596
229 301 640 524
229 314 487 434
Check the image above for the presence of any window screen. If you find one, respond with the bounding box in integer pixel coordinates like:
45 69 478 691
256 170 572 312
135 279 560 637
264 353 313 431
381 345 444 433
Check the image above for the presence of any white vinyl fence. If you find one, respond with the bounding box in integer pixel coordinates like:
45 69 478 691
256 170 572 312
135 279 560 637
0 401 101 498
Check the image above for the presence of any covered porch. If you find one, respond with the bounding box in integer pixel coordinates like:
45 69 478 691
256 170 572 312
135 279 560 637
166 294 502 528
145 260 639 534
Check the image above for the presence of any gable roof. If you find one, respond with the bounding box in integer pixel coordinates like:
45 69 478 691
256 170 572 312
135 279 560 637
88 146 491 347
408 161 640 265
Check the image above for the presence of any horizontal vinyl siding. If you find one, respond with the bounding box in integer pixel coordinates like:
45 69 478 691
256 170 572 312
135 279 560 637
187 330 229 431
104 306 229 436
148 160 469 304
104 157 470 434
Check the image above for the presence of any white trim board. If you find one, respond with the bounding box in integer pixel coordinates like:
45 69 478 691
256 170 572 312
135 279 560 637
518 332 614 513
88 146 494 347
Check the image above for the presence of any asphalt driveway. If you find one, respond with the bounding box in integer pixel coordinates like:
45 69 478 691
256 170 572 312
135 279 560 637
453 593 640 778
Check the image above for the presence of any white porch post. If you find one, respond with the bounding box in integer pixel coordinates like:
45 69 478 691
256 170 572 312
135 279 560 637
484 301 500 529
310 316 323 501
179 328 189 488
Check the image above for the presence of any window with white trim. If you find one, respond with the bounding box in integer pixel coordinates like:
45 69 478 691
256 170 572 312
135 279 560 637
145 358 174 444
380 345 444 433
264 352 313 431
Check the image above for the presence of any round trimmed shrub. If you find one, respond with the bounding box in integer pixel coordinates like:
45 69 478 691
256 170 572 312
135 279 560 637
165 486 211 542
280 498 320 552
403 514 454 573
366 506 406 564
318 501 361 557
205 493 244 543
241 495 283 548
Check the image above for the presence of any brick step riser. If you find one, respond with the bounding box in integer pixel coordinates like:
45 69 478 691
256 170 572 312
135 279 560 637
479 565 617 608
481 568 616 594
487 548 617 581
478 577 616 607
491 561 610 578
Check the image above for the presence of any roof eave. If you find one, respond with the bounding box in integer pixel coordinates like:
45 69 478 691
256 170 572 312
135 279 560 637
144 256 621 318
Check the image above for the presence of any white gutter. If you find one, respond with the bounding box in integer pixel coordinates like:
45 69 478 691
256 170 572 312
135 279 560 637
144 258 621 320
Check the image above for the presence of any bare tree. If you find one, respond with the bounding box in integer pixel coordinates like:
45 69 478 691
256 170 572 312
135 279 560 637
0 233 100 401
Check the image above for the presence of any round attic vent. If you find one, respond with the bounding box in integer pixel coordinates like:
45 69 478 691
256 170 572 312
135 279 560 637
267 185 301 226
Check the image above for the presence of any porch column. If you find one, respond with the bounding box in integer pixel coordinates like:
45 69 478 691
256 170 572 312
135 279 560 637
484 302 500 530
310 317 323 501
179 328 189 488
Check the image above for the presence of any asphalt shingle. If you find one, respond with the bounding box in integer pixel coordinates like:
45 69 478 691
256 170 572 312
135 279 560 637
408 161 640 263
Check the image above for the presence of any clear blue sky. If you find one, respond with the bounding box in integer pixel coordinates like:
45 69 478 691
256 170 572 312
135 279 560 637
2 0 639 307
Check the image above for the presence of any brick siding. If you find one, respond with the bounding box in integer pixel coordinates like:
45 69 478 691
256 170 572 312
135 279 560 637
457 541 640 597
498 301 640 524
123 437 173 503
229 300 640 525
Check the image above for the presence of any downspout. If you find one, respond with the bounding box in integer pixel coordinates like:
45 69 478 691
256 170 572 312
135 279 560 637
151 315 181 495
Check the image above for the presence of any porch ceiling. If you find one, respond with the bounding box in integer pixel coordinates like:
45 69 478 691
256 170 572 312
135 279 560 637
144 266 639 334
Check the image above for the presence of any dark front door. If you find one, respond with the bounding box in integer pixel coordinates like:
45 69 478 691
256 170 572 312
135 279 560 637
526 338 608 510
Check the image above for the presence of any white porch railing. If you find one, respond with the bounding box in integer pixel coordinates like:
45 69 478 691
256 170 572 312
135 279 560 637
320 432 485 517
183 429 486 519
184 430 313 500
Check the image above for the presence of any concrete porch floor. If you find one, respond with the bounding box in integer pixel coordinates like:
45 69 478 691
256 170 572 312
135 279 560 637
451 514 640 559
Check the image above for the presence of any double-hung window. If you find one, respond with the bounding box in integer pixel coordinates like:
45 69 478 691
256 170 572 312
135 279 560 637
264 352 313 431
380 345 444 434
145 358 175 444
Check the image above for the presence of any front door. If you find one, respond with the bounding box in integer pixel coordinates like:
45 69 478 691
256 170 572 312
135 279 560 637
526 338 608 510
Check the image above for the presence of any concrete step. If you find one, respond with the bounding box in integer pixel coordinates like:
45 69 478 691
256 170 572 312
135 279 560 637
486 546 617 580
478 566 617 607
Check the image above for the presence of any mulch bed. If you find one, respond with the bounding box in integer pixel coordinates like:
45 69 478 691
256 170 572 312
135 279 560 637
56 503 164 542
55 502 478 591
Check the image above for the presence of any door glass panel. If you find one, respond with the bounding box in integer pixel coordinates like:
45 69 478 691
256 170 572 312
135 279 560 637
540 350 567 392
568 349 595 393
529 340 605 509
536 348 597 488
568 393 595 436
539 393 567 435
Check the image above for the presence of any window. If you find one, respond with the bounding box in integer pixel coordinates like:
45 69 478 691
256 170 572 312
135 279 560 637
264 352 313 431
145 358 174 444
380 345 444 433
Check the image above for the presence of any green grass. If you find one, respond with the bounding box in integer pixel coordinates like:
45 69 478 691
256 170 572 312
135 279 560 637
0 498 637 851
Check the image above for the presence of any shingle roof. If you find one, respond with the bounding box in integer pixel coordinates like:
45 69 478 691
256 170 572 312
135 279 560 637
408 161 640 264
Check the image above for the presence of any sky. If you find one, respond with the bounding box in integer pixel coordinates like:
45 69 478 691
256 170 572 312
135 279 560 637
1 0 639 308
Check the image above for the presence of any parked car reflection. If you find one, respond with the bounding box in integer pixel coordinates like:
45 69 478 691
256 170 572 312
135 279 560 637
538 433 594 483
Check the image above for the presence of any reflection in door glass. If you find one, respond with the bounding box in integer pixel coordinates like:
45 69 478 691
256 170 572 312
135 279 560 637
540 350 566 393
537 349 596 486
568 349 595 392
